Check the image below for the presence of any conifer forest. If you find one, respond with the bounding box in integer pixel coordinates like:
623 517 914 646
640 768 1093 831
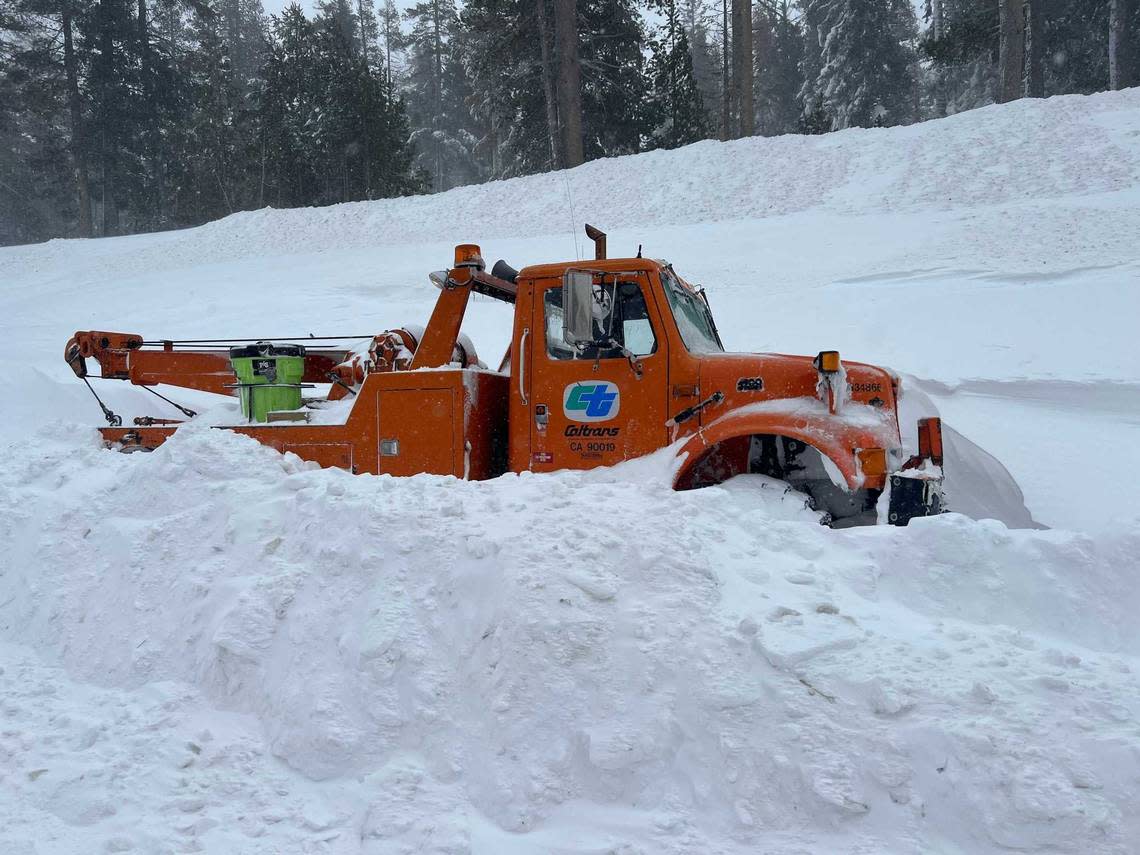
1 0 1136 245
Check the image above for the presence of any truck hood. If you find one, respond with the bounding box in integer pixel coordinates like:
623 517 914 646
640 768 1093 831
696 351 903 447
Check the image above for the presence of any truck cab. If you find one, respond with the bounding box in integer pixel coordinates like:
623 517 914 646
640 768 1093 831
501 250 934 525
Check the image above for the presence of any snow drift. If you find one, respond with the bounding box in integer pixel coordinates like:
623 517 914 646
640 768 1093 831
2 89 1140 853
3 426 1138 853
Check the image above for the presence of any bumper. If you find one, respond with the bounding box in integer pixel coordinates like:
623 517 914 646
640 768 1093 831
887 472 944 526
885 416 946 526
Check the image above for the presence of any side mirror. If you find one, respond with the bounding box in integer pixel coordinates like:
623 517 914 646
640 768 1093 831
562 270 594 348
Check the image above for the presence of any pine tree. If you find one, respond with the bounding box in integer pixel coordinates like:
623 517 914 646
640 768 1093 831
352 0 380 70
800 0 920 130
578 0 650 159
262 2 422 204
456 0 651 175
403 0 479 190
456 0 535 177
729 0 752 136
646 0 708 149
315 0 357 52
997 0 1024 102
1109 0 1136 89
131 0 196 232
753 0 804 137
183 0 245 219
81 0 140 234
1044 0 1110 95
377 0 402 93
553 0 584 165
679 0 722 135
799 93 831 134
220 0 266 86
8 0 1134 246
0 0 78 242
919 0 997 113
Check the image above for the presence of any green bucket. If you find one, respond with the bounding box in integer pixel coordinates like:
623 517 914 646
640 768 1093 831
229 342 306 422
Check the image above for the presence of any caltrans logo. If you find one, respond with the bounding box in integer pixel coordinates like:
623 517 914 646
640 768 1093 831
563 382 620 422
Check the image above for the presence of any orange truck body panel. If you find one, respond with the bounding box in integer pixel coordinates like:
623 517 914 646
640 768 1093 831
103 369 508 479
68 239 939 522
508 262 674 475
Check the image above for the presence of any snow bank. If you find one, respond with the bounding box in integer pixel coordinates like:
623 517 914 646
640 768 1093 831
4 89 1140 279
1 426 1139 853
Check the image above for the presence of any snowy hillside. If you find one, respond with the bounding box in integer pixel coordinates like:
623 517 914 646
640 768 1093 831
2 90 1139 853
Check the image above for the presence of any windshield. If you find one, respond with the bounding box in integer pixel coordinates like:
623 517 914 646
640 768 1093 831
660 266 724 354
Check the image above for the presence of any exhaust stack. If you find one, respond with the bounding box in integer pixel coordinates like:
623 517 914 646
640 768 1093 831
585 224 606 260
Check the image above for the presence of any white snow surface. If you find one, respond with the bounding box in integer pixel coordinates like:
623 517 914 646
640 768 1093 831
2 89 1139 853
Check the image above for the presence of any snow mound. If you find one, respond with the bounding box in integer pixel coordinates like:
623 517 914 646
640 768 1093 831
1 426 1137 853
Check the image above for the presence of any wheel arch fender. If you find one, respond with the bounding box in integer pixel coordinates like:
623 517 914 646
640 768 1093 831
671 407 865 492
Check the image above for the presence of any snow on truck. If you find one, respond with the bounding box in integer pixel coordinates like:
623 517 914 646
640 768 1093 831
64 226 945 527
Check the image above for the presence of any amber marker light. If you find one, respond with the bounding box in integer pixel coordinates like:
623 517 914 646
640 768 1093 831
815 350 841 373
453 243 484 269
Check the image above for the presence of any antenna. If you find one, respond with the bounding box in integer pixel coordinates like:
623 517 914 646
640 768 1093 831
563 177 580 260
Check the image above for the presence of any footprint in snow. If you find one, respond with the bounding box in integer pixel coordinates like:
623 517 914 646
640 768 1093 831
1036 675 1071 693
768 606 801 622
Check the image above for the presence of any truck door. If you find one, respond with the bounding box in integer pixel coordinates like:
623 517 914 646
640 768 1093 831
525 274 669 472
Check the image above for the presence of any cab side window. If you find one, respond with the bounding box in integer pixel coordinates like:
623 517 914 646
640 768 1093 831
544 281 658 360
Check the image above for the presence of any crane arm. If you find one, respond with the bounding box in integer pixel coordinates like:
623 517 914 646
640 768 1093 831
65 331 354 396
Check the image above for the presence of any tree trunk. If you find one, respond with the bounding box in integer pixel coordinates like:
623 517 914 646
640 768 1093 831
536 0 562 169
258 138 266 209
490 110 501 177
357 0 370 66
137 0 147 58
932 0 947 117
62 3 93 238
1023 0 1043 97
731 0 752 137
1110 0 1135 90
98 0 120 236
998 0 1025 103
138 0 167 228
432 0 444 189
553 0 584 167
668 0 678 136
720 0 729 140
223 0 247 82
383 3 394 95
101 153 120 237
729 0 741 135
356 0 373 197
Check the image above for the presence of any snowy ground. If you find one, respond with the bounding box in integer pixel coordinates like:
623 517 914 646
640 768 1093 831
1 90 1139 853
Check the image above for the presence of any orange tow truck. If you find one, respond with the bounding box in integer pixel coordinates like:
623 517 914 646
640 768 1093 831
65 226 944 526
